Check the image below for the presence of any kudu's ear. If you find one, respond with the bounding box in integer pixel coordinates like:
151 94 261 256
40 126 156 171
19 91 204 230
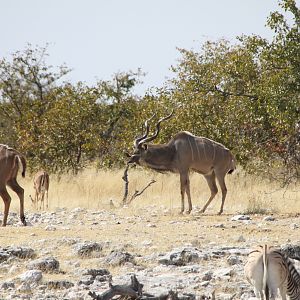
124 151 131 158
142 144 148 150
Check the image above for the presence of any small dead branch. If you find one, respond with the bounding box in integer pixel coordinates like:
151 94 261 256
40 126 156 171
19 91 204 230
88 274 186 300
229 293 236 300
122 164 130 205
88 274 142 300
122 165 156 206
127 179 156 205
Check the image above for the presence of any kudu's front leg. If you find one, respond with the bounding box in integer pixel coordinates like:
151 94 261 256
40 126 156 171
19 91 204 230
179 172 192 214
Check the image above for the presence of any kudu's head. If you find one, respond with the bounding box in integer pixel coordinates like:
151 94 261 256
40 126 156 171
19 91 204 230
127 111 174 166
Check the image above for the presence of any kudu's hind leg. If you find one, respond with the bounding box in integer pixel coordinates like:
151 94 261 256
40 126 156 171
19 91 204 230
179 172 192 214
215 172 227 215
7 179 26 225
200 172 218 213
0 187 12 227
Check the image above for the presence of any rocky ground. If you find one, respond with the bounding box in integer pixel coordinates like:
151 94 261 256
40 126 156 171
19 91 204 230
0 206 300 300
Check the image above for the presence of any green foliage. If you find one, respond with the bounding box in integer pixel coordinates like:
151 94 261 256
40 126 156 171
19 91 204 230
160 0 299 182
0 0 299 183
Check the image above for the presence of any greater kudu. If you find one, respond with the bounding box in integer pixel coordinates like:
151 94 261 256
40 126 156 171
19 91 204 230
127 112 236 214
30 170 49 210
0 144 27 226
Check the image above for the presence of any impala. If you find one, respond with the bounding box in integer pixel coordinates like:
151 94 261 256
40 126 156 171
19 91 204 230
30 170 49 210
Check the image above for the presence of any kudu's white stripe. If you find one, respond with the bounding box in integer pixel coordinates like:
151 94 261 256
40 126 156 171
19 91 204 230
187 135 195 162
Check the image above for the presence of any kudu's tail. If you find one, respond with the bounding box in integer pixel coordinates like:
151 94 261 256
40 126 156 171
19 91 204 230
228 152 236 174
15 154 26 177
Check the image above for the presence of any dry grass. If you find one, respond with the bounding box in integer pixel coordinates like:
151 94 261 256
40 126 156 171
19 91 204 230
1 166 299 299
6 167 300 215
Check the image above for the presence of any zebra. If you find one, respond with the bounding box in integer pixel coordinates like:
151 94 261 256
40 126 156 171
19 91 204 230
244 244 300 299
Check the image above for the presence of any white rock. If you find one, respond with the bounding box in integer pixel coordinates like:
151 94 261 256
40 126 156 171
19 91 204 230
142 240 153 247
237 235 246 242
44 225 56 231
17 282 32 293
231 215 250 221
290 223 299 230
147 223 157 228
19 269 42 283
213 267 233 278
8 265 20 274
227 255 241 265
263 216 276 221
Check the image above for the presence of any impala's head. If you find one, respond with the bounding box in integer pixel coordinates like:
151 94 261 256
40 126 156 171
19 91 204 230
127 111 174 166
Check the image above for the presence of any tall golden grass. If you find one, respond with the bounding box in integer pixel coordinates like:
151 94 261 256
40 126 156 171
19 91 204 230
6 167 300 214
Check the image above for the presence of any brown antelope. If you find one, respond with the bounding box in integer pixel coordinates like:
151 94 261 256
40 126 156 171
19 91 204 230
127 111 236 214
0 144 26 226
244 244 300 299
30 170 49 210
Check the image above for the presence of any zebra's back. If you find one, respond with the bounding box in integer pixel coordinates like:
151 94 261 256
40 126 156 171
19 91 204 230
244 244 300 299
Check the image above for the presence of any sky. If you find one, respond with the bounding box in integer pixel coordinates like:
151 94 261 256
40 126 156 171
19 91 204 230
0 0 291 95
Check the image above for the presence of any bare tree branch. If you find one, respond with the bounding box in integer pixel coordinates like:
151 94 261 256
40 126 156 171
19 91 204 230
122 164 130 205
127 179 156 204
88 274 193 300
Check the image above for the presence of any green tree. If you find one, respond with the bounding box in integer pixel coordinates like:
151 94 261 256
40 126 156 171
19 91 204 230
158 0 299 182
0 44 70 149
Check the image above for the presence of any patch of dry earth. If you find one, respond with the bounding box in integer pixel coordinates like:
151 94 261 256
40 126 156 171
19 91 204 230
0 206 299 299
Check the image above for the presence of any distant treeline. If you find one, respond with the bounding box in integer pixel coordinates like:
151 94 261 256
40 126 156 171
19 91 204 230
0 0 299 183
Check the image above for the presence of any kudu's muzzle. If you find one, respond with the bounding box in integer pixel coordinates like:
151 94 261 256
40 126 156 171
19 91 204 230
127 154 140 164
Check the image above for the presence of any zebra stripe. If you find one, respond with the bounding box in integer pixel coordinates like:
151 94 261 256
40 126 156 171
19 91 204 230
245 245 300 299
285 254 300 300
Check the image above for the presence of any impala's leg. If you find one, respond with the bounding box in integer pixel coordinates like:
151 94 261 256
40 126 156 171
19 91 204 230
46 190 49 209
215 172 227 215
200 172 218 213
34 188 38 210
7 179 26 225
46 177 49 209
0 187 11 227
47 191 49 209
41 192 44 210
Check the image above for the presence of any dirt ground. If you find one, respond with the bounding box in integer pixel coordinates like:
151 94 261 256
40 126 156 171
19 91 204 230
1 205 300 299
0 169 299 299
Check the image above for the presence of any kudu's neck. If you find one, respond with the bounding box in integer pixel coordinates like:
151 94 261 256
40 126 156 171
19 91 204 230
142 143 176 172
